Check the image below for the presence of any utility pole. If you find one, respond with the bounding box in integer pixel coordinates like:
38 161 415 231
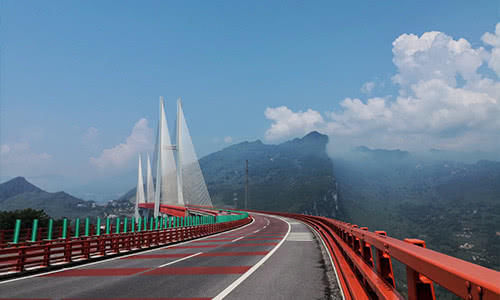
245 160 249 209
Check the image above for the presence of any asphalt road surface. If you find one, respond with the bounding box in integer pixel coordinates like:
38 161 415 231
0 213 340 299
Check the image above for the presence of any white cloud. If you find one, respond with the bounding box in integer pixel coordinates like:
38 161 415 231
0 142 52 177
264 106 325 142
361 81 375 94
392 31 486 87
264 23 500 153
90 118 153 169
481 24 500 76
224 136 233 143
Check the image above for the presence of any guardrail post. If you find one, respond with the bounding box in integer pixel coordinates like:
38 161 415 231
31 219 39 242
116 218 120 234
360 227 374 268
124 217 128 233
149 217 153 231
74 218 80 238
62 218 68 239
42 243 50 266
352 225 361 256
138 217 142 232
375 231 396 288
96 218 101 236
106 218 110 234
131 217 135 232
84 218 90 237
12 219 21 244
47 219 53 240
404 239 436 300
17 246 26 271
143 216 147 231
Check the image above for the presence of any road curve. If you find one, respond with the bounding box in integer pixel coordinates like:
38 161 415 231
0 213 338 299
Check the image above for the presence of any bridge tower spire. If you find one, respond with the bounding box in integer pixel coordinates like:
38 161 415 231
134 154 145 220
176 97 185 206
146 153 154 204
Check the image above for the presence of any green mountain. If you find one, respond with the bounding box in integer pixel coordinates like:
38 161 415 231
201 131 340 216
0 177 103 219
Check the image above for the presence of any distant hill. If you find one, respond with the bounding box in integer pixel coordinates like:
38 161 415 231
0 177 42 200
115 131 341 217
333 154 500 272
0 177 103 219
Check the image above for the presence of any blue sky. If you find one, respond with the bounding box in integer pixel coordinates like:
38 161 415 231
1 1 499 199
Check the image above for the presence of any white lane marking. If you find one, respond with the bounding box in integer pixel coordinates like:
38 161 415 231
133 252 203 276
0 217 256 285
231 236 244 243
286 232 313 241
157 252 202 268
212 215 291 300
301 220 345 300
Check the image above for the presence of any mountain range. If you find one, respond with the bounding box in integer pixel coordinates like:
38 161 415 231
0 177 102 219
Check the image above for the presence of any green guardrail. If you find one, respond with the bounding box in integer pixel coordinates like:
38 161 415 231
6 208 249 244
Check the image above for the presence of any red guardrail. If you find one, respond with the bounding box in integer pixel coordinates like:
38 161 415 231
0 217 251 275
253 211 500 300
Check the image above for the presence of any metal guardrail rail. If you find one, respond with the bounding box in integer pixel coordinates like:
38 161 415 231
250 210 500 300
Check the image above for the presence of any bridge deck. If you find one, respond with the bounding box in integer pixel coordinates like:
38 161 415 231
0 213 340 299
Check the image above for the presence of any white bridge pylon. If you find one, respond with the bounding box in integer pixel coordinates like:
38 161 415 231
134 97 213 219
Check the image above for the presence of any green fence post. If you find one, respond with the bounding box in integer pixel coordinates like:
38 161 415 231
143 217 147 231
84 217 90 237
62 218 68 239
116 218 120 234
155 217 159 230
47 219 53 240
106 218 110 234
138 217 142 232
131 217 135 232
31 219 39 242
74 218 80 238
149 217 153 231
124 217 128 233
12 219 21 244
96 218 101 236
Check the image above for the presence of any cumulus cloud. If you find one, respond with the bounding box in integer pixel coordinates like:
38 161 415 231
264 106 325 142
264 23 500 153
361 81 375 94
90 118 153 169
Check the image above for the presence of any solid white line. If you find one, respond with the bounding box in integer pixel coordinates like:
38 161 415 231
0 217 255 285
212 215 291 300
231 236 244 243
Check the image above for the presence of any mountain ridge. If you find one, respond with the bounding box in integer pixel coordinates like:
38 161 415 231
0 177 103 219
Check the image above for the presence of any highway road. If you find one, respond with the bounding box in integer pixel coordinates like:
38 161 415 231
0 213 340 299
